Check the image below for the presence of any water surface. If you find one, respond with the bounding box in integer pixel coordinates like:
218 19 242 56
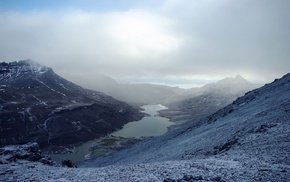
112 104 175 138
50 104 174 163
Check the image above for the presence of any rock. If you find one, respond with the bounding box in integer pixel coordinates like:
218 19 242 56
192 175 203 180
62 159 75 168
163 178 175 182
210 176 222 181
0 170 14 175
182 174 193 181
0 143 54 166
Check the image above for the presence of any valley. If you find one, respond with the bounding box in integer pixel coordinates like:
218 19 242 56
1 72 289 181
1 1 289 181
112 104 174 138
49 104 173 164
0 60 289 181
0 60 145 149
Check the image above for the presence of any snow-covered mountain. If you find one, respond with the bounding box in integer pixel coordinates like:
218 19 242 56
86 75 184 105
84 74 259 128
86 75 259 107
0 60 144 148
160 75 259 125
79 73 290 181
0 73 289 181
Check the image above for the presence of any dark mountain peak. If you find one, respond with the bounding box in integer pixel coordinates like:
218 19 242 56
0 60 144 148
19 59 41 66
0 60 51 81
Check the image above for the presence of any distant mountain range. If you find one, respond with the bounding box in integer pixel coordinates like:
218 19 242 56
161 75 260 124
1 61 289 181
87 75 259 106
0 60 261 149
86 74 183 105
79 72 290 181
0 60 144 148
89 74 260 125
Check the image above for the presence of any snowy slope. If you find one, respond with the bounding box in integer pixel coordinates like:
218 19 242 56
80 73 290 180
0 72 289 181
82 73 290 165
1 142 289 181
161 75 259 124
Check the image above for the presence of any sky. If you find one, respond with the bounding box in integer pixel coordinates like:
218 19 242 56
0 0 289 88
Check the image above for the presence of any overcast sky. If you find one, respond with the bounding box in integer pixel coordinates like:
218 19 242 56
0 0 289 88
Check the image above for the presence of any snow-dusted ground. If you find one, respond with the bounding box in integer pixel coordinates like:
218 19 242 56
80 73 290 181
1 153 289 181
0 157 278 181
1 73 290 181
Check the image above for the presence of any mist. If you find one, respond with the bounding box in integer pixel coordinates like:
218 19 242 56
0 0 289 88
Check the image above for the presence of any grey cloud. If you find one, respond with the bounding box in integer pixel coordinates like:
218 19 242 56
159 0 290 81
0 0 289 87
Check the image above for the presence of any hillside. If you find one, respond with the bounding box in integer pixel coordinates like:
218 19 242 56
86 75 184 105
0 60 144 148
80 73 290 180
85 74 259 127
0 70 289 181
84 75 258 108
160 75 259 125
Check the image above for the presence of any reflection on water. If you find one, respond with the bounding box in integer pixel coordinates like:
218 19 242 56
50 104 174 164
50 140 99 164
112 104 175 138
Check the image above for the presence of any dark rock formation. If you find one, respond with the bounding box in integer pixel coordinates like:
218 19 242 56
0 142 53 165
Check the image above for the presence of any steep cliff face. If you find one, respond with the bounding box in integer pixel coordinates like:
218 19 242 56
0 60 144 148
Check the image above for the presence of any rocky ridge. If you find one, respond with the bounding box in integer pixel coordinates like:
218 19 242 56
0 60 144 148
0 61 289 181
0 142 53 166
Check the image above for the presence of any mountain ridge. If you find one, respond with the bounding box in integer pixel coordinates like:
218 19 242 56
0 60 51 81
80 72 290 177
0 72 289 181
0 60 144 148
160 74 259 125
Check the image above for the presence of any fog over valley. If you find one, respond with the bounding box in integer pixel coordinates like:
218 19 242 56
0 0 289 88
0 1 290 181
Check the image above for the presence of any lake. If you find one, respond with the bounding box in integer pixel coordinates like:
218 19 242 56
50 104 174 163
112 104 175 138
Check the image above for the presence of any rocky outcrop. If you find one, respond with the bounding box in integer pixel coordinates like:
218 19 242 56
0 142 53 165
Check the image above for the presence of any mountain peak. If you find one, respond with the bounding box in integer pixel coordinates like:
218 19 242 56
0 60 51 81
20 59 42 66
234 74 248 81
235 74 243 79
217 75 249 85
198 75 256 96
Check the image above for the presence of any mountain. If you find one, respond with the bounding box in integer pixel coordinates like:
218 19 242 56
160 75 259 124
0 60 144 148
0 73 289 181
86 75 184 105
85 74 258 110
78 73 290 181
